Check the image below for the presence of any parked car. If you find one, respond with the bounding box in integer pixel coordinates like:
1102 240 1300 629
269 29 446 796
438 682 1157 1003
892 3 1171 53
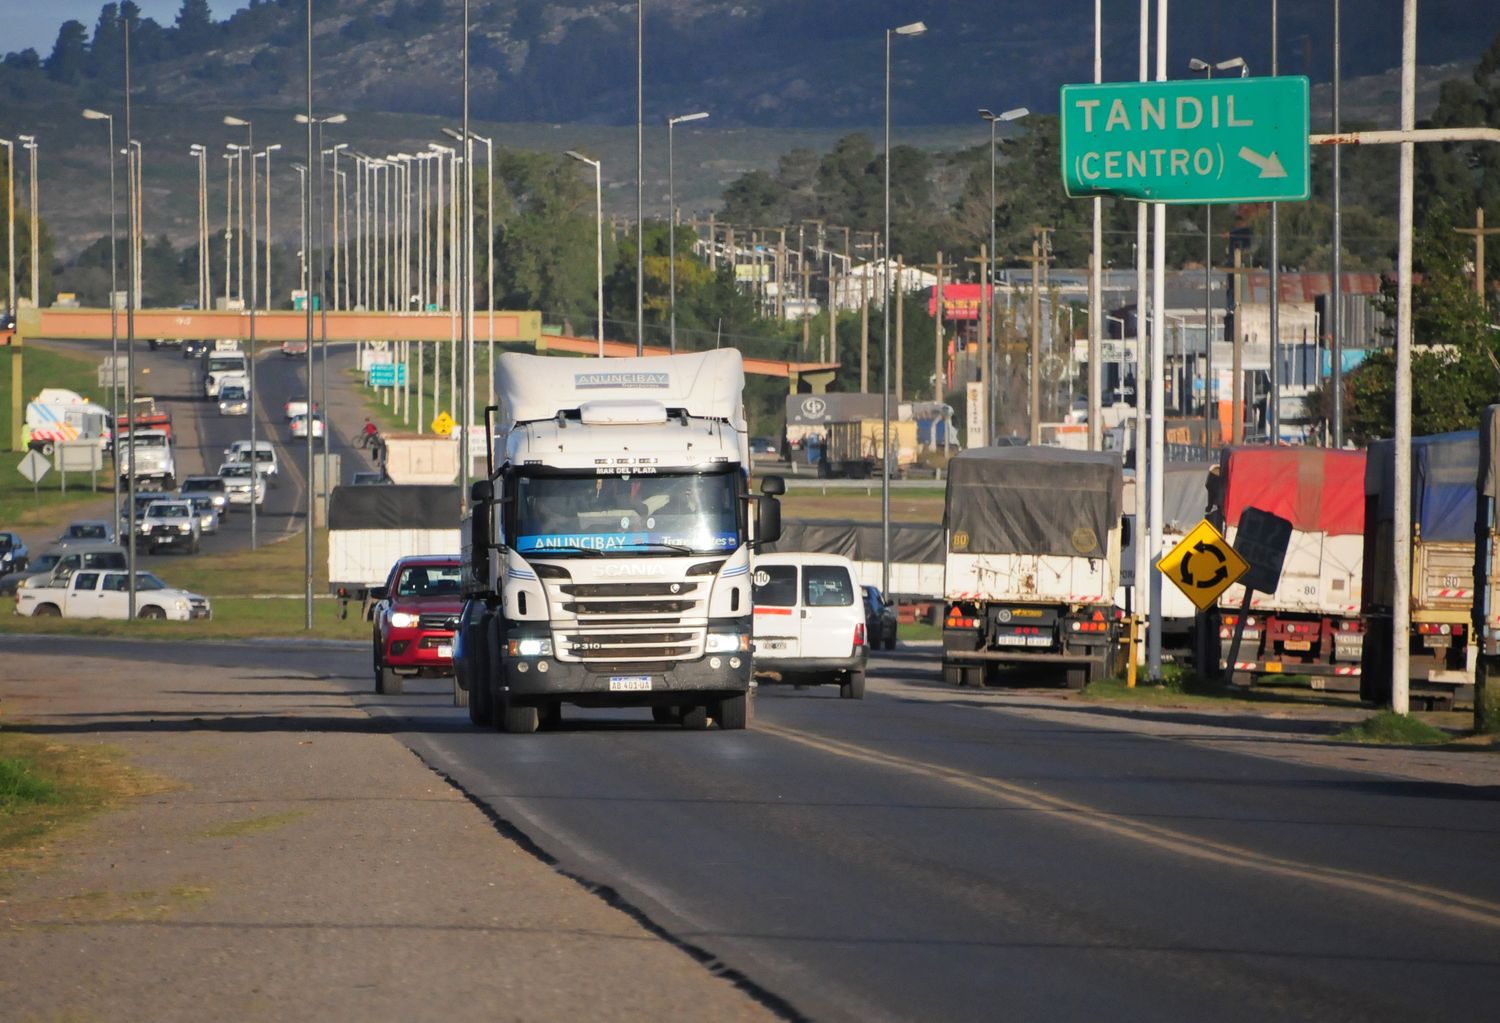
17 569 210 621
751 552 868 699
218 463 266 506
182 494 221 535
862 584 899 651
182 339 211 358
0 531 30 575
147 337 182 351
55 520 116 548
289 411 326 440
217 383 250 416
137 499 201 555
0 545 129 597
370 555 464 694
749 436 777 458
281 339 308 357
179 475 230 518
351 471 390 486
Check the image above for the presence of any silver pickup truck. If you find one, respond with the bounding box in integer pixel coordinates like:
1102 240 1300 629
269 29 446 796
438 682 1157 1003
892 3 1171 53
117 429 176 491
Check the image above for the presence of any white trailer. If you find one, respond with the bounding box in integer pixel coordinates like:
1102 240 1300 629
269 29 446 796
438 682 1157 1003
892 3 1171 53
327 484 462 615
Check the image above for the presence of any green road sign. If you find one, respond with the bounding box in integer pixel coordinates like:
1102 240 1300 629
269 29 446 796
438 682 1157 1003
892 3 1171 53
1060 76 1310 204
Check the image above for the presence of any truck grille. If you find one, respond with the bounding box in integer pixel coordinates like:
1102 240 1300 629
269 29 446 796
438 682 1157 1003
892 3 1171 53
543 578 709 663
419 613 459 630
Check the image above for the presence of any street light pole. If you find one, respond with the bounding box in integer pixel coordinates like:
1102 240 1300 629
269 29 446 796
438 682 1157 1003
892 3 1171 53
188 143 206 311
636 0 644 355
1188 56 1246 444
567 151 605 357
882 19 926 597
17 136 38 307
977 106 1027 447
0 138 14 318
83 111 119 526
667 111 709 354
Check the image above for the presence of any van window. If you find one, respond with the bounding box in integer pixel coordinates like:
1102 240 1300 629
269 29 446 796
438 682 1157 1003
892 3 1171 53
73 572 100 592
804 566 854 607
752 565 798 607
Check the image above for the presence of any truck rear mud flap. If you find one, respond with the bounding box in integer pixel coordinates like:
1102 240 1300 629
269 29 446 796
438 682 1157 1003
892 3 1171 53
1223 659 1361 692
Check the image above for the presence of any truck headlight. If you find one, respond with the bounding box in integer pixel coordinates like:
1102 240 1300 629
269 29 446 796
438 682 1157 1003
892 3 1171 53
178 523 191 533
389 611 419 629
705 632 750 653
174 600 187 611
508 637 553 657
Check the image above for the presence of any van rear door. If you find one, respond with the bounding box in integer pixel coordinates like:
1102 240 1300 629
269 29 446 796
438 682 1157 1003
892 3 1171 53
800 564 859 659
752 564 802 658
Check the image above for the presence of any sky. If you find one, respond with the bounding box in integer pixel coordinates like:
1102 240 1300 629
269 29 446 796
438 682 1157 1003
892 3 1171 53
9 2 243 56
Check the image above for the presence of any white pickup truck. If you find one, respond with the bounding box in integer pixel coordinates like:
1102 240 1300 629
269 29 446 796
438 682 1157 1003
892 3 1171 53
17 569 211 620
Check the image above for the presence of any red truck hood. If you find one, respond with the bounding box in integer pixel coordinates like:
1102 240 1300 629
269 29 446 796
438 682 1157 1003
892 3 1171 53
388 597 464 616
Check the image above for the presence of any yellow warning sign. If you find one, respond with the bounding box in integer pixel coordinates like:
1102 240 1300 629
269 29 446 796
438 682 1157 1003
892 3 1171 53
1156 518 1249 612
430 411 456 437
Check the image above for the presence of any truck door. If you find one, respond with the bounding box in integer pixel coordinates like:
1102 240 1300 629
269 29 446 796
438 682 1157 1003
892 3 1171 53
752 564 802 658
800 564 858 659
69 572 102 618
97 572 131 618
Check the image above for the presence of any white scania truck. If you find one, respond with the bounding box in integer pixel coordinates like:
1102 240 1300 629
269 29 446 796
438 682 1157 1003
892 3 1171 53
455 350 783 733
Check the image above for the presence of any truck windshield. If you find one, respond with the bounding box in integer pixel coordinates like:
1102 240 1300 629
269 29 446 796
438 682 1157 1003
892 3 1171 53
513 471 742 557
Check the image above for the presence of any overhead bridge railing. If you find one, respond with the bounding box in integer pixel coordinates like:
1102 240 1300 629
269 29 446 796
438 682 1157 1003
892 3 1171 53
15 308 543 344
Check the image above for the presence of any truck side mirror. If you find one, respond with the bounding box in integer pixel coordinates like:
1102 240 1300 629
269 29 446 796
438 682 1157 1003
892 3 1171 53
469 501 491 584
761 475 786 497
757 496 783 546
1120 515 1134 549
471 479 493 503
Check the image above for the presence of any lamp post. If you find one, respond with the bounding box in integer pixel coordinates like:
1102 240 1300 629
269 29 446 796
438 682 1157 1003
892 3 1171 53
635 1 644 355
446 127 495 400
227 143 249 305
17 135 38 307
126 139 142 309
261 144 282 312
567 151 605 357
0 138 14 318
188 143 207 310
323 143 348 310
977 106 1028 447
292 163 308 295
1188 56 1246 445
83 111 120 527
881 19 926 596
222 151 235 308
666 111 709 354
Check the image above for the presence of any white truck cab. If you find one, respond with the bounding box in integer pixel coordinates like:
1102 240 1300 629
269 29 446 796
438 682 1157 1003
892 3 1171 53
457 350 783 733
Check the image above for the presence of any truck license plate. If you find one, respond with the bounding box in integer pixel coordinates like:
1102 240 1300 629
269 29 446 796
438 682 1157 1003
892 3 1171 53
609 675 653 691
1283 641 1311 651
760 639 788 651
993 635 1052 647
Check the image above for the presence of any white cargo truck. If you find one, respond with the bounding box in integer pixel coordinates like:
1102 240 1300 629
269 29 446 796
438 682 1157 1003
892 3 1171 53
327 484 462 615
116 428 176 491
380 435 460 485
455 350 783 733
941 448 1126 689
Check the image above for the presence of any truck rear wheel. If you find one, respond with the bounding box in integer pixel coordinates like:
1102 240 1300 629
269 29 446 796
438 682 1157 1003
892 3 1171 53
452 678 469 708
681 705 710 730
961 665 985 688
840 671 866 700
1064 666 1089 690
716 692 750 729
943 662 962 687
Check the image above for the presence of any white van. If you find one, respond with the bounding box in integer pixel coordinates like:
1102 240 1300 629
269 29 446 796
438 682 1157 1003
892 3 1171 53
751 552 868 699
223 439 278 480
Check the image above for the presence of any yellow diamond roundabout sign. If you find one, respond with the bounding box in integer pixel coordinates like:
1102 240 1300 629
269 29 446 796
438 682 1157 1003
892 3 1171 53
1157 519 1249 612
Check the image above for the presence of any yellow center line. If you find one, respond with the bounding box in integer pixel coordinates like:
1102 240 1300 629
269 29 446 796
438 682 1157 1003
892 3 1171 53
757 721 1500 930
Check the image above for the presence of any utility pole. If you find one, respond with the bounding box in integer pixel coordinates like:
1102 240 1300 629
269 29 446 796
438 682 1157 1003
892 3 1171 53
1455 208 1500 298
977 243 989 446
895 255 905 403
1232 248 1246 444
924 252 955 407
1029 237 1042 445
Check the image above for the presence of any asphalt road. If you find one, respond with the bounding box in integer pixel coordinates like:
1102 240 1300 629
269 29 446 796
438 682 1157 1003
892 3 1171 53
34 635 1499 1023
39 338 376 565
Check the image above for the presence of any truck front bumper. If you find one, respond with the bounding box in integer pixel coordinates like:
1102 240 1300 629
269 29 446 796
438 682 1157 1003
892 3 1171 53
502 651 751 703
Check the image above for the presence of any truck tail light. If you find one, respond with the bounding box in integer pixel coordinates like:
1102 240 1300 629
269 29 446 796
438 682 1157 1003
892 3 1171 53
854 623 867 647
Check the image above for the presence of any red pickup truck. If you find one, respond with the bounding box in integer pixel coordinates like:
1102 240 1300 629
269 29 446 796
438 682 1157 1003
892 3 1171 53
371 555 464 695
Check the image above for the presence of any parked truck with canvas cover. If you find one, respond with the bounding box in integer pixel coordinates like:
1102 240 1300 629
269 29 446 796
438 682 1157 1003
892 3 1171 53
1470 406 1500 730
1203 447 1365 687
1360 431 1479 711
456 351 782 733
941 448 1125 689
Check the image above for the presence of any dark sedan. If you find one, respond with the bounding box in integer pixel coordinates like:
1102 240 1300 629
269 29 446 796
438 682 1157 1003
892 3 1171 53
862 585 898 651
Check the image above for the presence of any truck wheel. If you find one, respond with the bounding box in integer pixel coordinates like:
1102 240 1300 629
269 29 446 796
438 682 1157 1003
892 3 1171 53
716 692 750 729
1064 666 1089 690
452 678 470 708
40 441 55 457
501 702 539 734
680 705 710 730
839 671 866 700
961 665 985 688
467 668 492 726
34 603 60 617
651 705 679 724
943 662 962 687
139 605 166 620
539 701 563 730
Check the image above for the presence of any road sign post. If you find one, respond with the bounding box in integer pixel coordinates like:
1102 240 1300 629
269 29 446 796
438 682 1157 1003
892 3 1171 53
1060 77 1310 204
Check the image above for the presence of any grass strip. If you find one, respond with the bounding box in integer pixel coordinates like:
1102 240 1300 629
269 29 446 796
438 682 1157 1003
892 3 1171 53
1335 711 1453 746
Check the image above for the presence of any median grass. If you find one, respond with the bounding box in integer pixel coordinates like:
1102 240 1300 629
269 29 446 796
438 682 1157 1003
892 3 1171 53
1335 711 1453 746
0 730 163 873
